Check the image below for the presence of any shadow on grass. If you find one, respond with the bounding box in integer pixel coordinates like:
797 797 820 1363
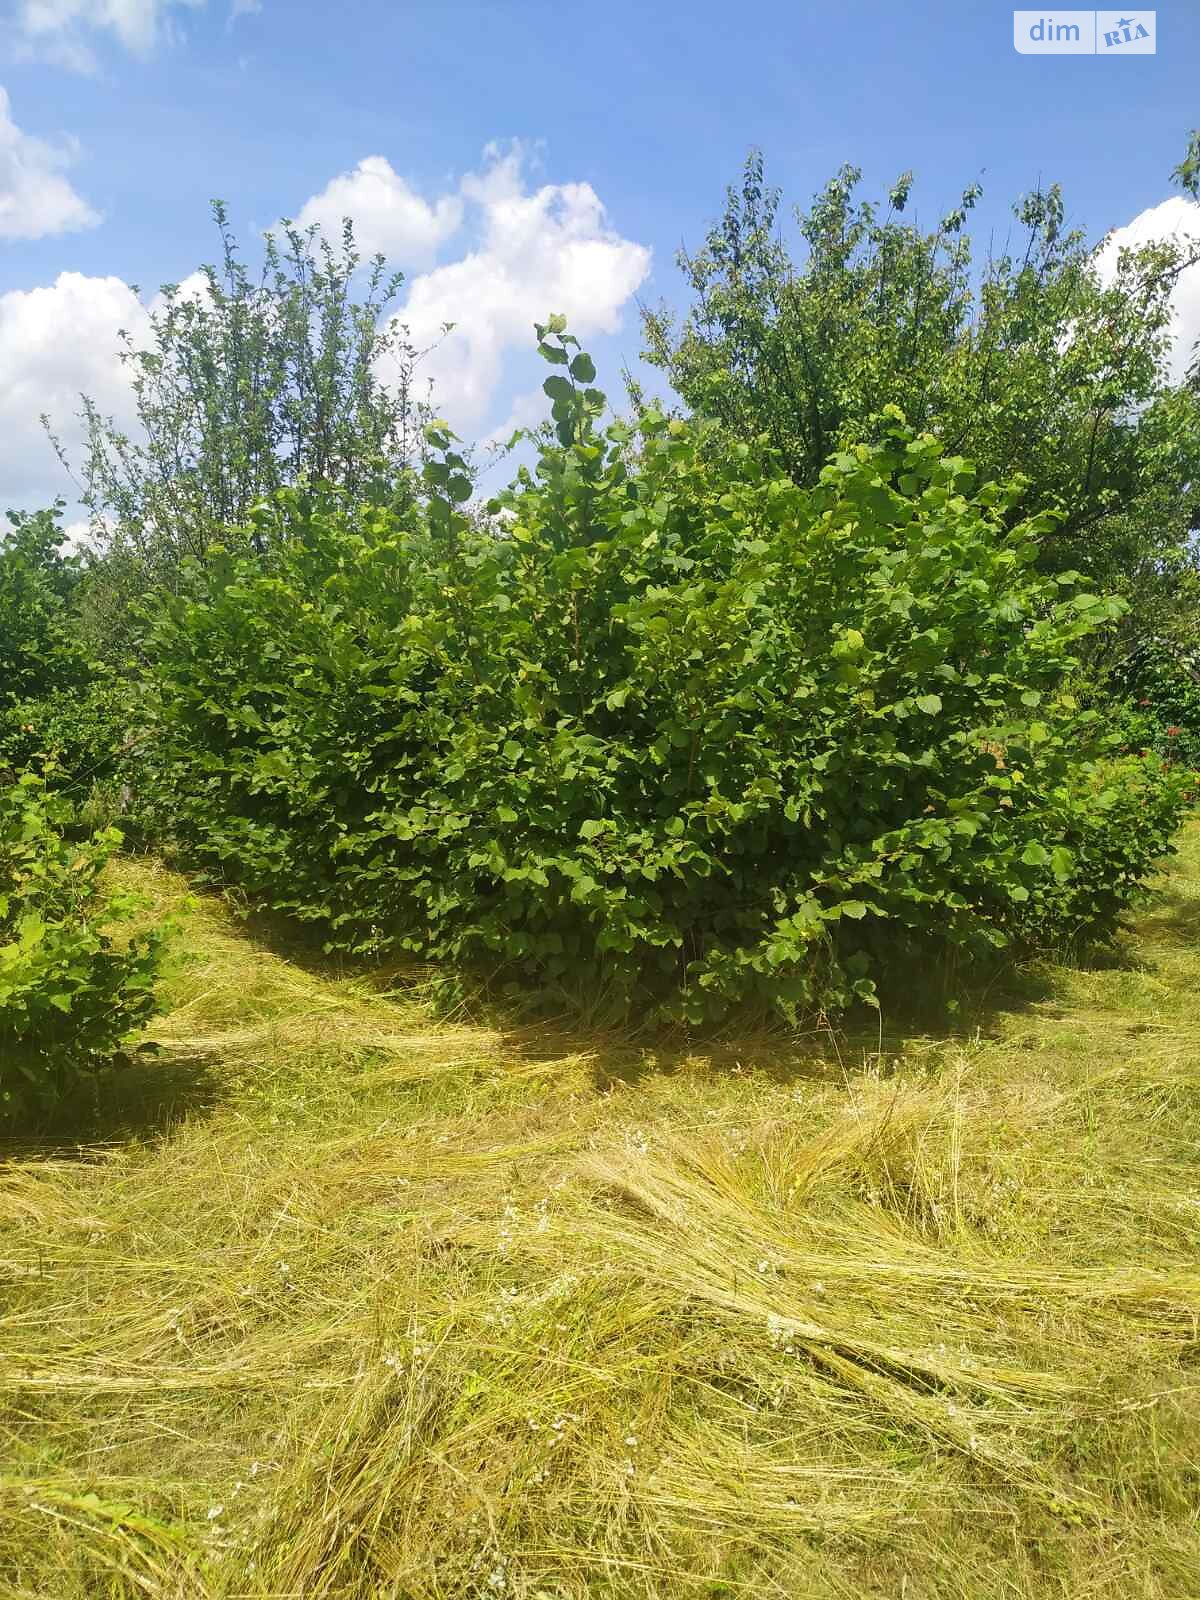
151 856 1139 1099
1132 880 1200 947
472 949 1070 1098
1 1048 222 1160
201 879 443 997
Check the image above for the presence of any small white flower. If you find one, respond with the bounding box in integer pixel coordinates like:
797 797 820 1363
766 1311 799 1352
206 1504 224 1520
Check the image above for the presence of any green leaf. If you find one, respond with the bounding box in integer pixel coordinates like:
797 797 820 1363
579 819 605 840
915 694 943 715
1050 846 1075 880
543 375 573 403
1021 840 1051 866
569 353 596 383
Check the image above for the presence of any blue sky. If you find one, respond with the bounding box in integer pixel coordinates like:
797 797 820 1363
2 0 1199 518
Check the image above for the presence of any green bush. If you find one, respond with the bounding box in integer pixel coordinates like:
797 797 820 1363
0 505 131 796
1 507 87 771
1008 753 1191 948
0 776 166 1125
1105 638 1200 770
139 333 1187 1024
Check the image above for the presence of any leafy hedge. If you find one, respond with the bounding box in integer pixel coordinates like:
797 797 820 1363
139 333 1188 1023
1105 638 1200 770
1 776 165 1125
0 506 130 798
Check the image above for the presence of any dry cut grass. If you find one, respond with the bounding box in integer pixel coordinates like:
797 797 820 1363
2 834 1200 1598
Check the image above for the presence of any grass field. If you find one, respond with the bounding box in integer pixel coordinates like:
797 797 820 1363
3 827 1200 1599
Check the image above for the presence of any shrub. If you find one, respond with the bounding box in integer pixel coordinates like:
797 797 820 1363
0 505 132 798
0 507 88 773
139 332 1187 1024
1104 638 1200 770
1007 754 1191 950
0 776 166 1126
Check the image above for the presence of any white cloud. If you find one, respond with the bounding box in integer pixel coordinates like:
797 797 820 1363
228 0 260 17
2 146 650 514
0 87 100 239
61 515 100 551
1096 197 1200 384
291 155 463 264
389 143 651 430
152 267 213 311
481 384 551 451
0 271 151 509
15 0 205 69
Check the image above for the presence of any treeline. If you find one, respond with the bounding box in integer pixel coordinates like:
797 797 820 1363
4 143 1200 1123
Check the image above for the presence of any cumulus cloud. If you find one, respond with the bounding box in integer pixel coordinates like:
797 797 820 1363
389 143 651 430
1095 197 1200 383
481 385 553 451
2 146 650 513
0 87 100 239
292 156 463 264
15 0 205 69
0 271 150 509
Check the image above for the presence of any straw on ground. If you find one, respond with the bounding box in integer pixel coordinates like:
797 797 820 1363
3 833 1200 1598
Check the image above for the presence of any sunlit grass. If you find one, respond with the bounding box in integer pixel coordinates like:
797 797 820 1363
3 834 1200 1596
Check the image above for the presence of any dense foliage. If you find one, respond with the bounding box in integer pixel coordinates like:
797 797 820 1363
5 142 1195 1056
0 506 129 795
0 507 88 742
136 332 1188 1024
642 155 1200 623
0 776 165 1125
1104 638 1200 770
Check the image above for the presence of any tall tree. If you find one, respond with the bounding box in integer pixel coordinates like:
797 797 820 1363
51 206 426 602
642 146 1200 614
